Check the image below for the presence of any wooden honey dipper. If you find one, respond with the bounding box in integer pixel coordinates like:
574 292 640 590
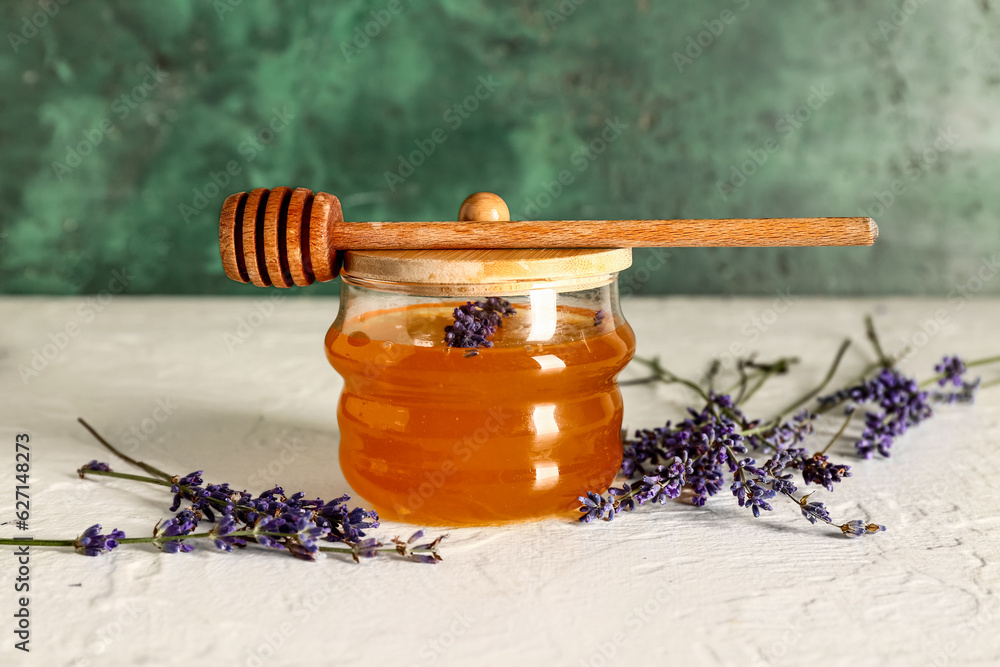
219 187 878 287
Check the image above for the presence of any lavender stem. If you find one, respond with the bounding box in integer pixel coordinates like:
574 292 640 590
77 417 174 482
632 356 712 403
918 354 1000 388
768 338 851 424
78 469 173 487
865 315 891 367
819 410 855 455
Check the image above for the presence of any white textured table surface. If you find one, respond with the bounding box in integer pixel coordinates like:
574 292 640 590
1 296 999 667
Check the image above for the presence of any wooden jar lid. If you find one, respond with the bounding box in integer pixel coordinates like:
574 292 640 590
342 193 632 296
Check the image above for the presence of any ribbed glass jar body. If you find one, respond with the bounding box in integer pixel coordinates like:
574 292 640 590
326 275 635 526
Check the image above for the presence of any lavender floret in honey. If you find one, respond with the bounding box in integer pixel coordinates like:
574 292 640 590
444 297 516 348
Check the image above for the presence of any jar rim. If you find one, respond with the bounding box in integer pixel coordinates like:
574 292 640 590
340 271 619 297
341 247 632 293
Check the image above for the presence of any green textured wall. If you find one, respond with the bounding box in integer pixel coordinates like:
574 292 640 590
1 0 998 296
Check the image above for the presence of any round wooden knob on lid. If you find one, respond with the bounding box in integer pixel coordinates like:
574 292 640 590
342 192 632 296
458 192 510 222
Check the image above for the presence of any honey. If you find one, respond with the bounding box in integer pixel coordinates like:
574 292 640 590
326 303 636 525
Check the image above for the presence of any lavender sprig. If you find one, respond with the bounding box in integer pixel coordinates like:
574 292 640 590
582 445 884 537
582 319 999 536
0 420 445 564
390 529 447 564
818 367 933 459
154 510 197 553
74 525 125 557
934 356 967 387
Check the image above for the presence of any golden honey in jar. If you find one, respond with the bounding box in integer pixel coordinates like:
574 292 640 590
326 245 635 526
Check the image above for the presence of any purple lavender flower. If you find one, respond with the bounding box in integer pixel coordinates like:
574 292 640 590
582 394 770 521
70 418 441 563
351 538 383 562
244 508 336 560
164 472 378 549
317 501 380 543
169 471 205 512
292 514 331 553
821 368 932 459
801 453 852 491
759 450 798 495
840 520 867 537
731 459 776 517
621 393 748 491
578 491 616 523
744 483 775 517
930 378 981 404
211 513 246 552
746 411 815 452
798 499 831 525
74 525 125 557
633 455 691 506
254 514 288 551
594 309 606 327
856 411 898 459
444 298 516 348
935 355 968 387
154 510 197 553
80 460 112 473
604 483 637 513
841 520 886 537
391 530 445 564
581 384 889 531
408 553 439 565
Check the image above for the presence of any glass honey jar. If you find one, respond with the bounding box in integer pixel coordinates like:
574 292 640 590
325 195 636 526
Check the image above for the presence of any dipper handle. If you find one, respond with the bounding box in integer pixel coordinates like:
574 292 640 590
219 188 878 287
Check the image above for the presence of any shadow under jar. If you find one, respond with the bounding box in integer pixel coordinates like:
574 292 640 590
326 245 636 526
